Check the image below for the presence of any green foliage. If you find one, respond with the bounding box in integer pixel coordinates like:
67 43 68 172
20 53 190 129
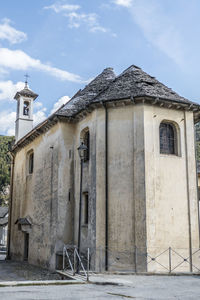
0 135 14 206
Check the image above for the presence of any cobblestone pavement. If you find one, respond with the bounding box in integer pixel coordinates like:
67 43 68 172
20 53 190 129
0 260 61 281
0 275 200 299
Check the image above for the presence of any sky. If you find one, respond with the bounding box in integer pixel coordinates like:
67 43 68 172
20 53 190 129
0 0 200 135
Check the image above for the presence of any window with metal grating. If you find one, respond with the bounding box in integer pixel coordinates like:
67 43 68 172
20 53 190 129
160 122 177 155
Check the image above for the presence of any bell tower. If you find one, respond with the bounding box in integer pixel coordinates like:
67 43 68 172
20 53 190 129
14 76 38 142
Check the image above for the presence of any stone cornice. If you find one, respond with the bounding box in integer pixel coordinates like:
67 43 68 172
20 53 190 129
12 96 200 154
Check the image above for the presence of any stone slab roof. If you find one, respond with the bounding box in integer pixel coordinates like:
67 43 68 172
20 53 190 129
57 67 116 117
12 65 200 153
56 65 197 118
93 65 191 104
14 86 38 101
0 207 8 219
15 218 31 226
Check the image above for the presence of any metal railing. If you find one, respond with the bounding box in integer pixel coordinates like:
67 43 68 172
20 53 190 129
63 245 90 281
62 245 200 275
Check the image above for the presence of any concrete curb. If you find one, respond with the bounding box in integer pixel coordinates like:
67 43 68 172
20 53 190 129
0 280 86 287
96 271 200 276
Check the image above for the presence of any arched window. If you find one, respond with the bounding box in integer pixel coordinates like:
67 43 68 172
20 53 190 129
160 122 177 155
29 152 34 174
23 101 30 116
80 127 90 162
83 130 90 162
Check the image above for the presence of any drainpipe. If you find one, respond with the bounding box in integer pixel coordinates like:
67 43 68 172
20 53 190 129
103 102 108 271
78 158 83 256
194 121 200 248
184 111 193 272
7 152 15 260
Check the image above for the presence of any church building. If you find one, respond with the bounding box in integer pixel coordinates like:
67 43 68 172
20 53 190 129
8 65 200 273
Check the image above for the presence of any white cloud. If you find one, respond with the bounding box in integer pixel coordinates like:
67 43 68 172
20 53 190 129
0 96 71 136
0 48 83 83
44 2 116 36
113 0 185 66
50 95 70 114
65 11 98 29
0 107 47 136
90 26 108 33
130 1 185 66
34 101 43 109
0 110 16 136
44 3 80 12
0 18 27 44
113 0 133 7
0 95 71 135
33 108 47 126
0 80 24 101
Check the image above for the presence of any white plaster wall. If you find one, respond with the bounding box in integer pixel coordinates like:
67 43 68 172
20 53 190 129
10 102 200 273
144 105 200 272
11 122 76 269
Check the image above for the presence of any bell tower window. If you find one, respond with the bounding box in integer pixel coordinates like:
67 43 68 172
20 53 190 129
23 101 30 116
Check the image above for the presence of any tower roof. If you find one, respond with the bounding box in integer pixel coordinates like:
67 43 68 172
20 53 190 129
14 86 38 101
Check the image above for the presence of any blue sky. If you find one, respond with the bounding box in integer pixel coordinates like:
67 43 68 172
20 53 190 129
0 0 200 135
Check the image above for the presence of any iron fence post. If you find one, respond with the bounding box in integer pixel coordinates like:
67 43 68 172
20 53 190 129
134 245 137 273
100 246 103 272
189 249 193 273
63 247 65 270
73 248 76 276
87 248 90 281
169 247 172 273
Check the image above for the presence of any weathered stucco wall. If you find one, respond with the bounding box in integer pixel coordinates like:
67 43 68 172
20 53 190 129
10 122 76 269
95 105 146 271
144 105 200 272
10 102 200 273
73 110 97 254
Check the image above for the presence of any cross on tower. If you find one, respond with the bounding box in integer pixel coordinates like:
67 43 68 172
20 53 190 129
24 74 30 88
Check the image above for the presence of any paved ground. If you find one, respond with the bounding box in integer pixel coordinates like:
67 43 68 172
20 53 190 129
0 260 200 299
0 275 200 299
0 254 6 260
0 274 200 299
0 260 60 281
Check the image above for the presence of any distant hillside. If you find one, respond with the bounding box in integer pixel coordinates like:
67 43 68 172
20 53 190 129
0 135 14 206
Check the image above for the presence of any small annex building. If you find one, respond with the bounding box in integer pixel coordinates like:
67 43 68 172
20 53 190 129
8 65 200 273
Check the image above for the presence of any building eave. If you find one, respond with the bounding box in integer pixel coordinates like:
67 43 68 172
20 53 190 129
12 95 200 154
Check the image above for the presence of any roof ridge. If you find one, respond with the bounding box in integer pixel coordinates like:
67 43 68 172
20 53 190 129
55 67 116 116
121 64 141 74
